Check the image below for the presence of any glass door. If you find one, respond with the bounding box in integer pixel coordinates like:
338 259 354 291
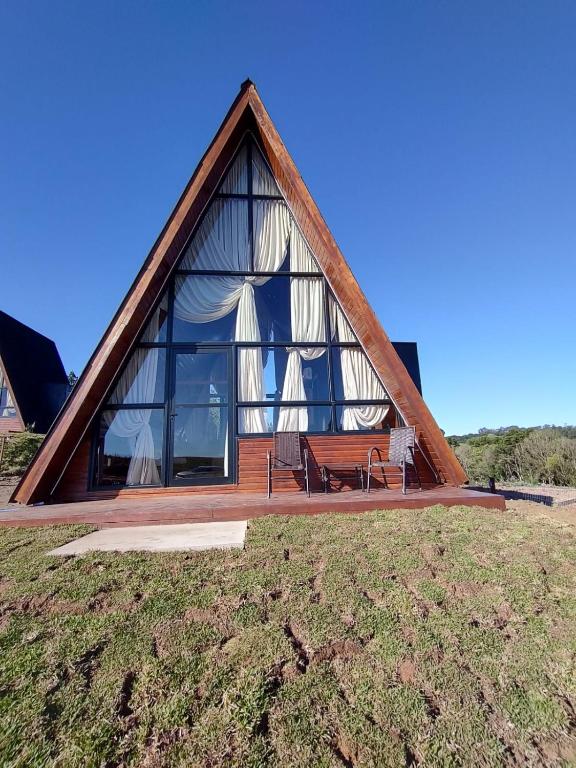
168 347 232 485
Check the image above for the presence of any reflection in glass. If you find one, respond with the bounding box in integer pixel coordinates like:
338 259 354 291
172 406 228 480
238 405 332 434
254 276 292 342
174 351 229 405
97 409 164 486
237 347 329 403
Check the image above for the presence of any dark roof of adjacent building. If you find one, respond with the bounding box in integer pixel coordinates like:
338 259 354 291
0 311 69 433
392 342 422 396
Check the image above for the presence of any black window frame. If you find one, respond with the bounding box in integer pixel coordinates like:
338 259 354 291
89 133 398 490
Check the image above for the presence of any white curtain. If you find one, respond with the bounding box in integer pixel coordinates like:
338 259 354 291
220 146 248 194
340 351 390 429
252 147 280 196
277 227 325 431
141 293 168 343
330 300 390 430
175 199 291 434
105 342 161 485
0 369 15 417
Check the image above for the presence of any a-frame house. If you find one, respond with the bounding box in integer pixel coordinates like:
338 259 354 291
13 81 467 505
0 311 69 436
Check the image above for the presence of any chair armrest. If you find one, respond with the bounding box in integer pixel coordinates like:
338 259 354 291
367 446 380 464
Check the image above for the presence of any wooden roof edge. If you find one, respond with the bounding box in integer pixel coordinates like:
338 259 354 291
14 80 466 502
13 82 256 504
246 90 467 486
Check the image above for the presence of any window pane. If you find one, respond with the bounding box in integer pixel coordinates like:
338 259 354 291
141 294 168 343
179 199 249 270
0 386 16 418
237 347 329 403
96 409 164 486
238 405 332 434
253 200 290 271
252 146 280 196
336 404 393 432
108 349 166 405
172 406 228 480
173 276 237 342
329 294 355 342
219 145 248 194
300 354 330 401
174 351 228 405
255 276 292 342
255 276 324 342
331 347 387 401
289 226 320 272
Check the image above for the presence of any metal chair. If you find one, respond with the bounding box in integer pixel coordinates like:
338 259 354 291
367 426 422 495
266 431 310 498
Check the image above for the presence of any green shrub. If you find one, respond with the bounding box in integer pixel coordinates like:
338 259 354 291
453 426 576 487
509 429 576 486
0 432 44 477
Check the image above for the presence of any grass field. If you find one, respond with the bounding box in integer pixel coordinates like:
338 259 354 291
0 505 575 767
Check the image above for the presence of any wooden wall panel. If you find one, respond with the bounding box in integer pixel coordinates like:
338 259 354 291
0 417 24 434
53 433 438 502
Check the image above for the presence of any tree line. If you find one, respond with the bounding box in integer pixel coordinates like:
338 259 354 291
447 426 576 487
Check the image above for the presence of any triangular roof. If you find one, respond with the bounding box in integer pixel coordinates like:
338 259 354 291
0 311 69 434
14 80 465 503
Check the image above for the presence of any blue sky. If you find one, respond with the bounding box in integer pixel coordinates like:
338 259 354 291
1 1 575 435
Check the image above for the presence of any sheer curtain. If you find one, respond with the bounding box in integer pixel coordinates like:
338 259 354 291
0 370 15 417
278 227 325 430
176 198 291 434
330 299 390 430
105 339 161 485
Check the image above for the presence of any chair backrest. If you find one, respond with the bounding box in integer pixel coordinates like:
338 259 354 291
389 426 416 465
273 431 303 468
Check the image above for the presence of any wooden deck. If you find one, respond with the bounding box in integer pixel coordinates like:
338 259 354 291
0 486 504 528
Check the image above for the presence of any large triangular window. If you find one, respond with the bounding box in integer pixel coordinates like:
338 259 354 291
92 136 398 489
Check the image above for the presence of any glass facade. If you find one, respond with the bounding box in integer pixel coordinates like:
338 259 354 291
92 137 396 489
0 370 16 419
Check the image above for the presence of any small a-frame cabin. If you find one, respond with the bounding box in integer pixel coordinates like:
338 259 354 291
0 311 69 435
13 81 468 506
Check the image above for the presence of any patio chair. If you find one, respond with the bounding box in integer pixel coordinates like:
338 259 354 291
367 426 422 495
266 431 310 498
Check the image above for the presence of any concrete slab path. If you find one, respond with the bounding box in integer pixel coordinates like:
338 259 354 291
47 521 247 555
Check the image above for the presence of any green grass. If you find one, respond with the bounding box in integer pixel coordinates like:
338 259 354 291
0 505 575 767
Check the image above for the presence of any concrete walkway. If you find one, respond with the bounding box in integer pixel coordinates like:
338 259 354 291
47 521 247 555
